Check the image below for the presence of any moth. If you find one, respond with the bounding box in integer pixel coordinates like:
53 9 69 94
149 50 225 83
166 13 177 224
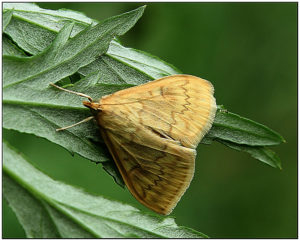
51 74 217 215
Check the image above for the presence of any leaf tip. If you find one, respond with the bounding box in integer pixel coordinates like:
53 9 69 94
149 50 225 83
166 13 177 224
134 5 146 17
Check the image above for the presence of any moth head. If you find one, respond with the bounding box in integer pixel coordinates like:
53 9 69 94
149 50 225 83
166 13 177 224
83 100 102 113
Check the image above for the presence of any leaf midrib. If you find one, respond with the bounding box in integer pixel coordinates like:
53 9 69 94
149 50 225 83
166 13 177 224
3 99 87 111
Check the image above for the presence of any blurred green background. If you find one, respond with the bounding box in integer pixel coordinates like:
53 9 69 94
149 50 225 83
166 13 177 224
3 2 297 238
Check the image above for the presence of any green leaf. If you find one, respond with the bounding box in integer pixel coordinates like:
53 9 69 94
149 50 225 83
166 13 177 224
3 174 61 238
3 141 208 238
206 108 285 146
105 40 181 79
3 9 13 31
3 5 145 90
202 108 284 169
3 2 98 54
3 35 26 57
102 160 125 187
217 139 282 169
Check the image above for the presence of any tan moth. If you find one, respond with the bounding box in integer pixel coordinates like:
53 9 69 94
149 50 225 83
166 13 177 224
51 74 217 215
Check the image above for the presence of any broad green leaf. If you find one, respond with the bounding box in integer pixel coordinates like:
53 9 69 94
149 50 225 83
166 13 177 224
3 141 208 238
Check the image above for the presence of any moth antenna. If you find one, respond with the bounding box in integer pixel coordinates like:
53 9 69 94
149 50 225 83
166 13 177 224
56 116 94 131
50 83 93 102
